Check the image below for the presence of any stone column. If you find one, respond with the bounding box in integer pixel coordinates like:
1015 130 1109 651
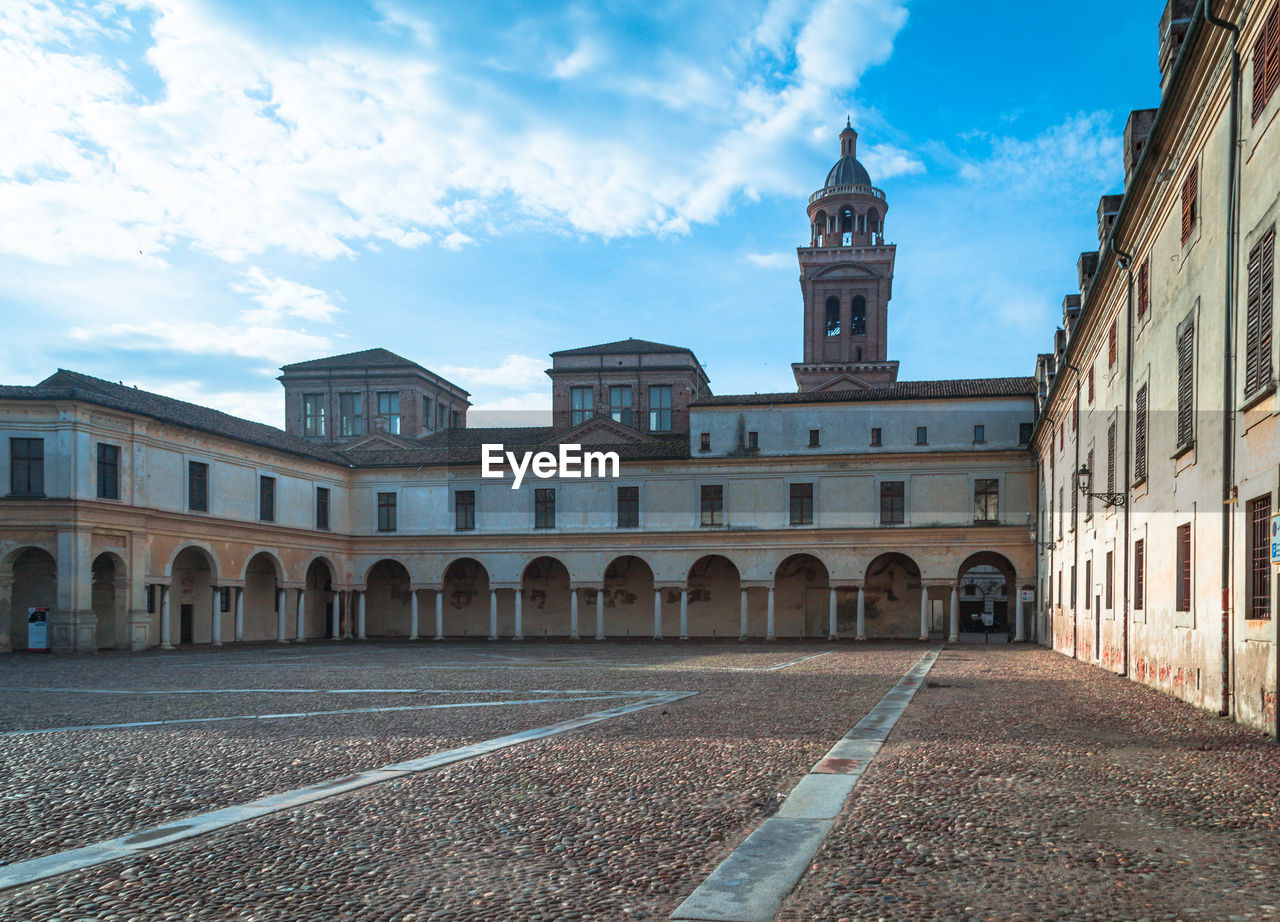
211 587 222 646
488 589 498 640
331 591 341 640
766 586 776 641
828 587 838 641
296 589 306 642
1015 584 1026 642
949 585 960 644
513 588 524 641
653 589 662 640
678 587 688 641
357 591 367 639
160 585 173 650
434 589 444 640
274 589 286 642
570 588 579 640
595 588 605 640
409 589 419 641
739 588 748 641
0 577 12 652
234 588 245 642
856 586 866 641
919 586 930 642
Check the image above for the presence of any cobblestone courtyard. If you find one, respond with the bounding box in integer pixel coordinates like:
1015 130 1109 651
0 643 1275 922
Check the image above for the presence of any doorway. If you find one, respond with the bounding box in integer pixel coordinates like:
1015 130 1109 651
180 604 193 645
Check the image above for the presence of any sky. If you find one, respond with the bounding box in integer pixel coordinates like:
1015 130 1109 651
0 0 1166 427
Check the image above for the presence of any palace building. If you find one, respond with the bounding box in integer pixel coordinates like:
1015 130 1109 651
2 0 1276 738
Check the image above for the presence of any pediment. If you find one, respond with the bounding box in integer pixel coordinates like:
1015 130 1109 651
551 415 655 445
342 432 416 452
812 372 879 392
811 262 879 280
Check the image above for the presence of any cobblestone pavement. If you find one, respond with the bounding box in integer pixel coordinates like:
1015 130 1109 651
0 643 1275 921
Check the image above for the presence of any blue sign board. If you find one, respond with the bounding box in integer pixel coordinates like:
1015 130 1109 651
1272 514 1280 565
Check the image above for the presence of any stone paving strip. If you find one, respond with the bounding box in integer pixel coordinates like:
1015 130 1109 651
670 648 940 922
0 690 694 892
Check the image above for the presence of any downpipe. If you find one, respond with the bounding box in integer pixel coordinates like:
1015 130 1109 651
1110 239 1135 679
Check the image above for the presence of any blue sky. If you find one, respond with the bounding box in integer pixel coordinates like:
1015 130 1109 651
1 0 1163 426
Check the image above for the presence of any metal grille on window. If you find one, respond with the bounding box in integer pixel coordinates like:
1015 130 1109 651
1248 495 1273 620
1176 523 1192 612
1133 539 1145 611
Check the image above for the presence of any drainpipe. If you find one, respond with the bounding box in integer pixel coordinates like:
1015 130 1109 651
1203 0 1238 719
1110 239 1135 678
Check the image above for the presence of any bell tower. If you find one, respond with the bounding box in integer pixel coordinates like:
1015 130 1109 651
792 121 899 392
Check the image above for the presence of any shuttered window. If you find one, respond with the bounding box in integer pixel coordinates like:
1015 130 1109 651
1176 322 1195 449
1248 494 1273 620
1108 321 1117 368
1105 550 1114 610
1088 365 1095 404
1137 258 1149 319
1180 162 1198 245
1245 227 1275 398
1085 449 1094 518
1134 383 1149 481
1133 539 1145 611
1107 421 1116 496
1252 3 1280 123
1176 523 1192 612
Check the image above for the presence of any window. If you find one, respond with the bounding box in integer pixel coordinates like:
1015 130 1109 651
1176 523 1192 611
1135 383 1149 482
377 492 397 532
1252 4 1280 123
648 386 672 432
747 431 759 450
303 393 326 437
97 443 120 500
915 426 927 446
1087 365 1095 404
423 396 433 431
789 482 814 525
451 409 460 428
1071 464 1079 525
1134 539 1145 610
1059 422 1064 451
1085 448 1094 518
9 438 44 497
850 296 867 335
1107 421 1116 497
1059 486 1065 538
808 429 820 447
1105 550 1114 610
870 427 882 446
259 475 275 522
609 386 633 427
1108 321 1118 368
339 393 363 437
437 404 447 430
534 488 556 529
617 486 639 528
974 478 998 522
1070 564 1077 608
1019 422 1033 445
973 424 985 444
377 392 401 435
220 587 231 613
1176 320 1195 449
570 387 594 426
1137 258 1149 320
1084 560 1092 612
824 296 840 336
1245 227 1275 398
880 481 904 525
700 484 724 526
316 487 330 530
699 432 711 452
455 490 475 531
1180 161 1198 244
188 461 208 512
1248 494 1273 620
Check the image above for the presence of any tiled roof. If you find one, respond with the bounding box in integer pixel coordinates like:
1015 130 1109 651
279 348 420 372
344 427 691 468
692 377 1038 407
5 371 350 465
551 338 696 357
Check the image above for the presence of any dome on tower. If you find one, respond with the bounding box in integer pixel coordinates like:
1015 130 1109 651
824 155 872 188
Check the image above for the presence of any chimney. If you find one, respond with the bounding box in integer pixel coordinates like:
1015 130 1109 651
1062 294 1082 336
1078 251 1100 295
1159 0 1197 92
1123 109 1159 188
1097 194 1122 246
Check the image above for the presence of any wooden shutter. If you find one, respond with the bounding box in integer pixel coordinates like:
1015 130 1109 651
1177 324 1194 447
1137 259 1149 319
1108 321 1117 367
1135 383 1148 481
1246 228 1276 397
1261 230 1275 391
1268 6 1280 114
1107 421 1116 495
1181 162 1198 244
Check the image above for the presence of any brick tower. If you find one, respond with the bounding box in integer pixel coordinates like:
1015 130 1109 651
792 121 899 392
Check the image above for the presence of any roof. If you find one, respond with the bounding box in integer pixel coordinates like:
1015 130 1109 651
691 377 1038 407
2 371 350 466
551 338 696 358
823 155 873 189
280 348 420 372
342 426 691 468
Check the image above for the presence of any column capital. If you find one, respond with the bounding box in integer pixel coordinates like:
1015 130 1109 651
411 583 442 592
832 581 862 591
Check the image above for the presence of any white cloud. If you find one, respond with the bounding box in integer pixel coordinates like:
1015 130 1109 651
960 111 1122 199
861 142 925 180
552 38 602 78
67 318 333 363
130 378 285 427
438 354 548 391
231 267 342 324
746 251 795 269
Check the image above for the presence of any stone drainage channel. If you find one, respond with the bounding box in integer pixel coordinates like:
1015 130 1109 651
671 648 941 922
